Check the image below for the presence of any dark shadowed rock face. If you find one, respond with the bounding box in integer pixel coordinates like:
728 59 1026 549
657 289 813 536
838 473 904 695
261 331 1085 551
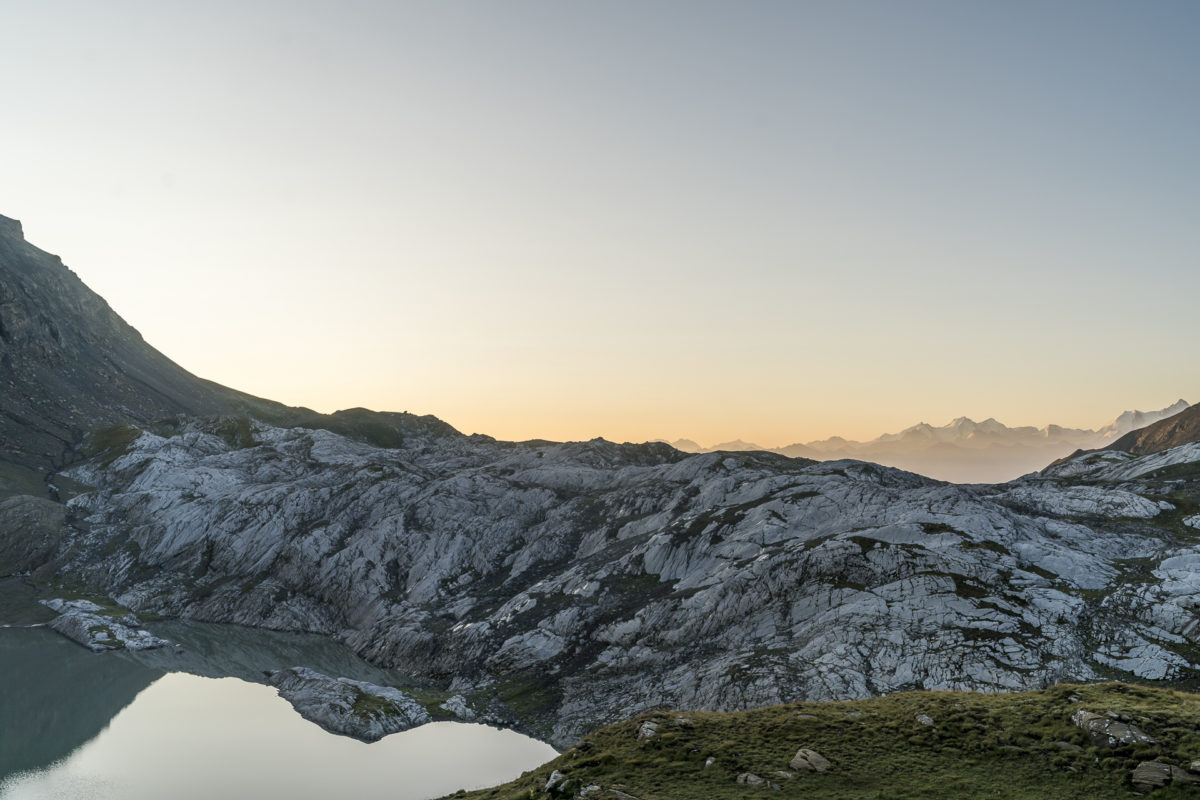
0 215 253 484
1108 405 1200 456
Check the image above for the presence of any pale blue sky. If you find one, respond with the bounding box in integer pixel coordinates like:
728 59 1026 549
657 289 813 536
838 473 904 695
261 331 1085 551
1 2 1196 443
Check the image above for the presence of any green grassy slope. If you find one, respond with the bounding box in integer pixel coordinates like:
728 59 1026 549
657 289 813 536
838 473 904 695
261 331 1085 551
451 683 1200 799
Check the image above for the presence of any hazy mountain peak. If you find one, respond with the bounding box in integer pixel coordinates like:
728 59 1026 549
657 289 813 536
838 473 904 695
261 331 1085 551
663 399 1192 483
1098 399 1191 439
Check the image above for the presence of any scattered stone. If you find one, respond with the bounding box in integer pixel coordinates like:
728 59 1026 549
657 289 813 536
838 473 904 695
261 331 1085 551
916 713 935 727
737 773 765 785
1071 710 1155 747
1054 741 1084 752
790 748 830 773
267 667 431 742
579 786 601 798
672 716 694 726
844 711 863 719
1068 694 1082 703
637 720 659 740
772 771 795 780
704 757 715 768
1191 760 1200 774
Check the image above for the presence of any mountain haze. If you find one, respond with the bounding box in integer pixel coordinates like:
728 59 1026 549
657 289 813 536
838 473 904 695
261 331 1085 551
665 401 1191 483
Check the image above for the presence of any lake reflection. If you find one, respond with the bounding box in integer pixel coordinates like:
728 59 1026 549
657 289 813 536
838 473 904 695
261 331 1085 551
1 631 556 800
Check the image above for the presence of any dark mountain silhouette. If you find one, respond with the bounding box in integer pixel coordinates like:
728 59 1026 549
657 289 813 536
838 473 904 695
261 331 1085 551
0 214 457 497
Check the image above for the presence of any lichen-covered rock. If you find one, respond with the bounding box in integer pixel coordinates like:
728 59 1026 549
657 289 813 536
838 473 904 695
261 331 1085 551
1071 710 1155 747
266 667 430 741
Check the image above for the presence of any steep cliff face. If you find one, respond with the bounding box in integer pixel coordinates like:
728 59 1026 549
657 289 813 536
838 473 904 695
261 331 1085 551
52 418 1200 746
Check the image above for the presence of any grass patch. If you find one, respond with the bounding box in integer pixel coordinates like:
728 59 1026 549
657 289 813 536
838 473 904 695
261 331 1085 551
82 424 143 468
449 683 1200 799
350 689 404 721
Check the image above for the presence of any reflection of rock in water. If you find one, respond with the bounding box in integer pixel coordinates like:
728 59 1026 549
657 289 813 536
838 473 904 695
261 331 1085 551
0 627 163 780
128 619 421 688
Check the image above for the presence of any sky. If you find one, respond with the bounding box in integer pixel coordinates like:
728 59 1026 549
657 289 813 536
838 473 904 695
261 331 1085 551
1 1 1197 446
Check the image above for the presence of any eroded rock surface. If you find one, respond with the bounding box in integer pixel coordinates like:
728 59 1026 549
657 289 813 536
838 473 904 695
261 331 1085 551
41 599 170 651
266 666 430 741
30 417 1200 747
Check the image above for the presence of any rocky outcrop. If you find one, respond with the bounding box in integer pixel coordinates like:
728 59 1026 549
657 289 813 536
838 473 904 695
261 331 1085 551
41 599 171 651
266 666 430 741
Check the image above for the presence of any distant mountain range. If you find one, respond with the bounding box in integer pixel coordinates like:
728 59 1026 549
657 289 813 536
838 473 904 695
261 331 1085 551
661 399 1191 483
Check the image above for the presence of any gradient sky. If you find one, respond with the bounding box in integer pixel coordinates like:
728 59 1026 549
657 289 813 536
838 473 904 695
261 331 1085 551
1 1 1197 445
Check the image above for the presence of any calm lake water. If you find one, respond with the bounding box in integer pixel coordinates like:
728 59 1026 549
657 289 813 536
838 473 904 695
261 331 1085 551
0 625 556 800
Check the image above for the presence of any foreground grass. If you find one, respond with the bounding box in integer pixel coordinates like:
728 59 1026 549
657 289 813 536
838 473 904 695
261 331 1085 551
450 683 1200 799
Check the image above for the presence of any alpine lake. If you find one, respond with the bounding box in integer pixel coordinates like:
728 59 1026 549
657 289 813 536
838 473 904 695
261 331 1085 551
0 579 556 800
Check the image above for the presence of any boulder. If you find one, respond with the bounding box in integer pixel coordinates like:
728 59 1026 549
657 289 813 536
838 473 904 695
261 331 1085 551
789 748 831 772
545 770 567 791
1071 710 1155 747
737 773 765 785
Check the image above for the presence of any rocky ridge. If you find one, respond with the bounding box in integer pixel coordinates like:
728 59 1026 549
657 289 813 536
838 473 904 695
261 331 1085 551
33 412 1200 747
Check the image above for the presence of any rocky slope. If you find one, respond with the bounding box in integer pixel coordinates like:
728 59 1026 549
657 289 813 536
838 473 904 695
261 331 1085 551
0 215 259 492
0 214 457 499
1110 404 1200 456
30 413 1200 747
